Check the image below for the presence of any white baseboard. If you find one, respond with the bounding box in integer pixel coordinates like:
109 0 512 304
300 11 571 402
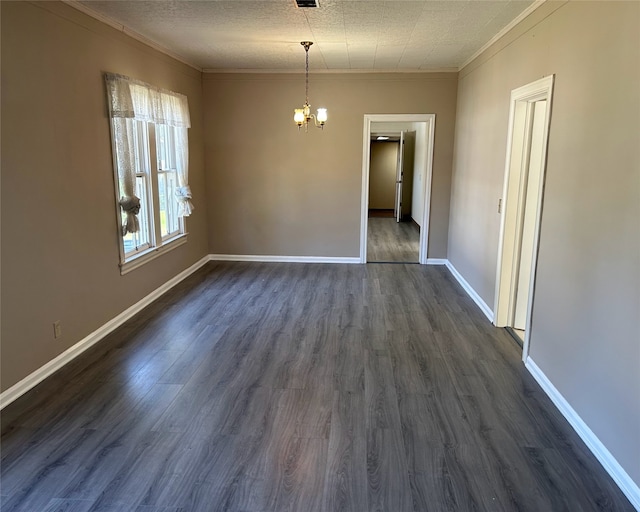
209 254 361 264
444 261 495 322
1 252 362 409
0 255 211 410
525 358 640 510
2 254 637 510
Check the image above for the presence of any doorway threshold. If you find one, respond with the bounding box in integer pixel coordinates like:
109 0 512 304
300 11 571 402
367 261 420 265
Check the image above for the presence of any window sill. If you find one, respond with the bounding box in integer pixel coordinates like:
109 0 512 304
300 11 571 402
119 234 188 275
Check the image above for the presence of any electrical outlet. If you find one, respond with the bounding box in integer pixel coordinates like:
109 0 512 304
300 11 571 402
53 321 62 339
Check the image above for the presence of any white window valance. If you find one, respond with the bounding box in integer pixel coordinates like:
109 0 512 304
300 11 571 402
105 72 190 128
105 72 193 236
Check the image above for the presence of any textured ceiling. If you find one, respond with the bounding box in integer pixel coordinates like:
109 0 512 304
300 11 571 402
77 0 536 71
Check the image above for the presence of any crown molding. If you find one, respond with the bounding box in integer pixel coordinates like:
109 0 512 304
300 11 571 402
61 0 203 72
60 0 544 76
459 0 548 71
202 67 458 74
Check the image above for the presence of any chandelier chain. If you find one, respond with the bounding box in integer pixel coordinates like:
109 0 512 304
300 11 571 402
305 45 309 104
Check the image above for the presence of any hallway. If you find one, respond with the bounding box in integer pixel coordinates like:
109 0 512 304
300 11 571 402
367 215 420 263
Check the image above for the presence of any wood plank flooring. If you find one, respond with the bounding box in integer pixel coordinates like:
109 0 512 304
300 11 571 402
0 262 634 511
367 217 419 263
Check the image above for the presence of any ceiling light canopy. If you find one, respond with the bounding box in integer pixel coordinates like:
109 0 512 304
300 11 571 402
294 42 327 132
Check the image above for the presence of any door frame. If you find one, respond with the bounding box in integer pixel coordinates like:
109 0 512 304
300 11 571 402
394 131 405 223
493 75 554 361
360 114 435 264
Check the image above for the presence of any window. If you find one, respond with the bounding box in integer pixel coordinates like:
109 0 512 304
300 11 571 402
119 121 182 258
105 73 193 273
156 124 182 240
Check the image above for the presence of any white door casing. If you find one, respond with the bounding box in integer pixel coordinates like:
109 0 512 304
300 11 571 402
493 75 555 360
513 100 548 329
360 114 436 264
395 131 405 223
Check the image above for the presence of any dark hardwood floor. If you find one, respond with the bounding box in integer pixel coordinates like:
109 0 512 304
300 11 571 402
0 262 633 511
367 217 419 263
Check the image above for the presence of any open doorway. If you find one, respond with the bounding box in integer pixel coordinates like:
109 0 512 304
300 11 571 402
494 76 554 360
367 131 418 262
360 114 435 264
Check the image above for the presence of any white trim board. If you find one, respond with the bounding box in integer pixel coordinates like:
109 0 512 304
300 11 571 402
459 0 548 71
0 255 478 409
0 255 211 410
444 261 640 508
4 251 636 509
493 75 555 362
525 358 640 510
445 261 495 323
209 254 360 264
360 114 436 265
62 0 202 71
0 253 361 409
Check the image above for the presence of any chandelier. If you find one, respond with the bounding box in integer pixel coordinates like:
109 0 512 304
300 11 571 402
293 42 327 131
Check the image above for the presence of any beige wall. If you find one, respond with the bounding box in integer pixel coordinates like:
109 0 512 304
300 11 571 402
1 2 209 392
203 73 457 258
369 141 398 210
2 0 638 498
449 1 640 486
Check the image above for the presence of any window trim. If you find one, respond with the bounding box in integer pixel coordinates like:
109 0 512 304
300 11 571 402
109 119 187 275
119 233 188 275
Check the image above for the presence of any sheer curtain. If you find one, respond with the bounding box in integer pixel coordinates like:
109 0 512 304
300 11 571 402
175 126 194 216
105 73 193 234
111 117 140 235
